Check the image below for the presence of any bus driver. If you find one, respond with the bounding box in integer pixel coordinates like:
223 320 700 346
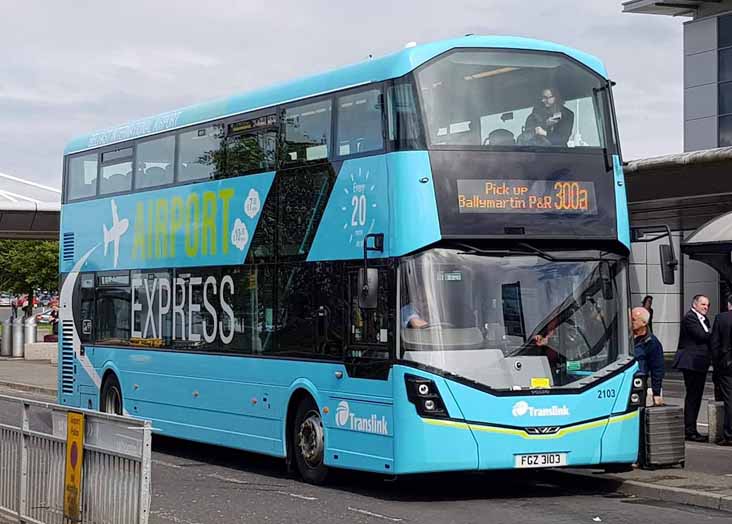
521 87 575 147
401 303 429 329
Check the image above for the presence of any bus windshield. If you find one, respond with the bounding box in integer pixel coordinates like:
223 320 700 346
416 49 610 149
400 248 630 390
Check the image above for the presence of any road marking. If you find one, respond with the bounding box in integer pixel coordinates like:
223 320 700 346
153 459 183 469
284 492 318 501
348 507 403 522
150 510 203 524
208 473 250 484
208 473 316 500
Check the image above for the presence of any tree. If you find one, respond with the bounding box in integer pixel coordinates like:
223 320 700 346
0 240 58 316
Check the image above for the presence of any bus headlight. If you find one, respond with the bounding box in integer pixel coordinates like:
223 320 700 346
405 374 448 418
627 372 646 410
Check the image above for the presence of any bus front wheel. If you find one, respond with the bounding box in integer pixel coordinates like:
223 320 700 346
292 397 329 484
100 375 123 415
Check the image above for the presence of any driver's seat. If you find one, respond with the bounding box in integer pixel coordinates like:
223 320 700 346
486 129 515 146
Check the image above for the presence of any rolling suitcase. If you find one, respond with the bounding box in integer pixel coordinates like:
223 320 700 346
639 406 685 469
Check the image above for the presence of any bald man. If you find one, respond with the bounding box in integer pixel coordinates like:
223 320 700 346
632 307 665 406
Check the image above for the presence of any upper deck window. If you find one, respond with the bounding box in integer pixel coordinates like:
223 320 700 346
99 147 133 196
282 99 332 165
336 89 383 156
225 114 277 176
67 153 98 201
416 50 608 149
178 125 224 182
135 135 175 189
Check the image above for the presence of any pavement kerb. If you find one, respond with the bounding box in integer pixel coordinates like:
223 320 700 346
0 380 56 397
554 468 732 513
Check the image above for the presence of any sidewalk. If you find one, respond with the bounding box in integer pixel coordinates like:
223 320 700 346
0 357 57 396
0 358 730 512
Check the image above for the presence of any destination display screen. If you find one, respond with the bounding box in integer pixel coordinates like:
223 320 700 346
457 179 598 215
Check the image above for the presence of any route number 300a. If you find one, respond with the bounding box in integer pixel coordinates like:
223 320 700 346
597 389 616 399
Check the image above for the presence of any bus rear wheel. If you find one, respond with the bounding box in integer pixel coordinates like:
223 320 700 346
100 375 123 415
292 397 329 484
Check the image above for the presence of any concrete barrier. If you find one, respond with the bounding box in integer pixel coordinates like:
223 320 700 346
23 342 56 361
25 342 58 360
708 401 725 443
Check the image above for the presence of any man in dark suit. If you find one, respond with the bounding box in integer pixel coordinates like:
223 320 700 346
710 295 732 446
673 294 712 441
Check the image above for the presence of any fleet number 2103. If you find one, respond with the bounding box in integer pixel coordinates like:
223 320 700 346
597 389 616 399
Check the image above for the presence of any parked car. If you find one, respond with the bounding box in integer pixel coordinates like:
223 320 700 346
35 309 55 323
0 293 11 307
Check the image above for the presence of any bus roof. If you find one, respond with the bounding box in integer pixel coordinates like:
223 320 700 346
64 35 608 155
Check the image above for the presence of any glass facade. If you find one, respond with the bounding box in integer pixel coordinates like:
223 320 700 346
720 14 732 146
626 11 732 352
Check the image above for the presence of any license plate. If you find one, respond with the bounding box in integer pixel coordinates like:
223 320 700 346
514 452 567 468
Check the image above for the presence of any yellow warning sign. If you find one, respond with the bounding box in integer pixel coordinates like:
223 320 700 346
531 377 551 389
64 412 85 521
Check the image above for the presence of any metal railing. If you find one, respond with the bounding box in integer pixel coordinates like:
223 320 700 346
0 394 151 524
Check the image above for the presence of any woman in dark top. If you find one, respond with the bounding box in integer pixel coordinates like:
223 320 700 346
521 87 575 147
642 295 654 333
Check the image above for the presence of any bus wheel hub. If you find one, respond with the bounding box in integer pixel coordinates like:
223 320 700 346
298 413 324 467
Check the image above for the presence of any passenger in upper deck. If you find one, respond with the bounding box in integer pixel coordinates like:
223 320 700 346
520 87 575 147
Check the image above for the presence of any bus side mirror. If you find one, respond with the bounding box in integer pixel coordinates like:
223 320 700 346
631 226 678 286
358 268 379 309
660 244 677 285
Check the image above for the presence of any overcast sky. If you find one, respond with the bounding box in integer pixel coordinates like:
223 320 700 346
0 0 683 198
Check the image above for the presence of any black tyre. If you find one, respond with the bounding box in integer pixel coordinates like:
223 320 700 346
603 463 634 474
292 397 329 484
100 375 123 415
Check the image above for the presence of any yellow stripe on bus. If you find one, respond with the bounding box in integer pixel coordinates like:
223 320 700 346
423 410 638 440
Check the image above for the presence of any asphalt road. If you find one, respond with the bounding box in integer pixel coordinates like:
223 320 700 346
1 386 730 524
147 435 732 524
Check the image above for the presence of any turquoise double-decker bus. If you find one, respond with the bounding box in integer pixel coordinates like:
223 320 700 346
59 35 645 483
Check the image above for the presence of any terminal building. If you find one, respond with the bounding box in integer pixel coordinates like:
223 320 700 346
624 0 732 351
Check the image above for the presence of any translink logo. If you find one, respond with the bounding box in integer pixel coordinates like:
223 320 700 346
512 400 570 417
335 401 388 435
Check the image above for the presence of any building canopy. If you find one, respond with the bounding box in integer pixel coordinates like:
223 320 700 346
623 0 732 17
625 146 732 231
0 201 60 240
0 173 60 240
682 210 732 283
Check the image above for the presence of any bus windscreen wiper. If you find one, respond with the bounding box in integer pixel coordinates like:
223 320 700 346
455 241 614 263
517 242 615 262
454 242 534 257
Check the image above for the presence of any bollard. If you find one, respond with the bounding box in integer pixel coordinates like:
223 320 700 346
24 316 37 345
708 401 725 443
1 317 11 356
11 317 24 358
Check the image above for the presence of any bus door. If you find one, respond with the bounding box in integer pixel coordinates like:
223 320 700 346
324 265 395 472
